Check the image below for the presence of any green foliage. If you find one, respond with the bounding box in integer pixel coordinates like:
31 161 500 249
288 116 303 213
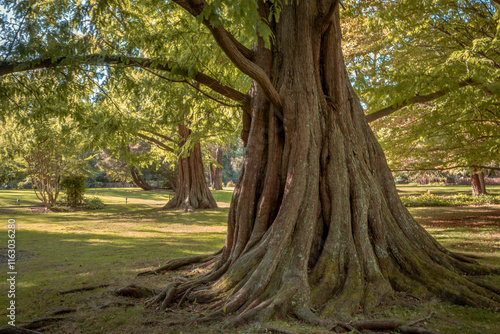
401 193 500 207
61 174 86 206
0 0 249 178
343 0 500 171
84 195 105 210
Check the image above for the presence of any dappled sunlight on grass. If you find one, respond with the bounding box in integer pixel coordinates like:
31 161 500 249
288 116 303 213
0 188 498 333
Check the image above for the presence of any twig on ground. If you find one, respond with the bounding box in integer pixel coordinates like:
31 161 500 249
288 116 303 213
258 327 298 334
407 312 435 327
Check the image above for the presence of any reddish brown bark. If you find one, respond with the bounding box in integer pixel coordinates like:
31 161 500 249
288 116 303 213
164 124 217 211
471 168 487 196
209 145 223 190
148 0 499 325
130 167 154 191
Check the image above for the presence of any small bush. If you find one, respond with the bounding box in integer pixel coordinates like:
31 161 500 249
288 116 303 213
401 193 500 207
226 180 235 187
84 196 105 210
61 175 86 207
17 180 33 189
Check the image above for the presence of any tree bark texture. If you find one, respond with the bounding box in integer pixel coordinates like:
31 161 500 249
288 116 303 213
209 145 224 190
151 1 500 323
470 168 487 196
130 167 154 191
164 124 217 211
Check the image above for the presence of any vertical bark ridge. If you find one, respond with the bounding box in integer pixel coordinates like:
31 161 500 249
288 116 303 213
150 0 500 323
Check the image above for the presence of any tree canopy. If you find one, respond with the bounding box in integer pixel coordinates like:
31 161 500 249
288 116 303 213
343 0 500 173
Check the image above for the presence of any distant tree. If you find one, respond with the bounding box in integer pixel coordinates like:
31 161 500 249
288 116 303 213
0 116 86 208
208 145 223 190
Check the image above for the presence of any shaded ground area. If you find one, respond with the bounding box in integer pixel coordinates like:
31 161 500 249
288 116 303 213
0 189 498 333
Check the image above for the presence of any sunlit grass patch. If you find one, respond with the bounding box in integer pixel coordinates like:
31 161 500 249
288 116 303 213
0 188 498 333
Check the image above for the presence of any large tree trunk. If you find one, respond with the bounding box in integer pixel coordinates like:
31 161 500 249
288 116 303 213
150 2 500 323
164 124 217 211
209 145 223 190
471 168 487 196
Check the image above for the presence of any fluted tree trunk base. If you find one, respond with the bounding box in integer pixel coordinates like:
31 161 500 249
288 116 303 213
149 0 499 326
164 124 217 211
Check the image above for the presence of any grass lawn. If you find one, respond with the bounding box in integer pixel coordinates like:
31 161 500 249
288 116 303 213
0 187 499 333
396 184 500 196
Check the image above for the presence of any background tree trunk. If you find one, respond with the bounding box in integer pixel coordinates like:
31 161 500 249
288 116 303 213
164 124 217 211
209 145 223 190
151 1 500 323
130 167 154 191
471 168 487 196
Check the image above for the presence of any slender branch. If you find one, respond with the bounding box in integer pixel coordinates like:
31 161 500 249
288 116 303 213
2 5 32 62
366 79 483 122
188 81 237 107
137 133 174 152
0 55 250 105
172 0 283 110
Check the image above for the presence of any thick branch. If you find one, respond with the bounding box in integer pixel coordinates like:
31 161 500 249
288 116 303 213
321 0 340 33
0 55 249 105
172 0 283 110
140 129 175 143
170 0 254 61
366 79 479 123
137 133 174 153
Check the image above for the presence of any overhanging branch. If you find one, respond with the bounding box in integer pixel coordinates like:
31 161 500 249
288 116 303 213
366 79 482 123
140 129 175 143
0 55 250 106
137 132 174 153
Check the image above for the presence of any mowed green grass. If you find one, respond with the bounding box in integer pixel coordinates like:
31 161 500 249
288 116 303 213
0 186 498 333
396 184 500 196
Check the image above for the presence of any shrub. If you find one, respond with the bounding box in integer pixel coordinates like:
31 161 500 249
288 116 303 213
61 175 86 207
84 196 105 210
17 180 33 189
226 180 235 187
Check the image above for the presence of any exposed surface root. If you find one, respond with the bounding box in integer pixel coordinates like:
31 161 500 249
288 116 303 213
137 249 222 276
114 284 155 298
145 282 179 310
59 284 110 295
22 317 67 330
50 308 77 316
0 327 43 334
330 318 441 334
